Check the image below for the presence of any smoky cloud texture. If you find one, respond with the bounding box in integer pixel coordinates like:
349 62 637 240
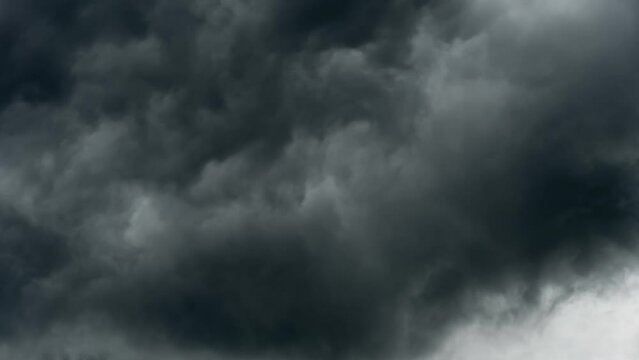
1 0 639 359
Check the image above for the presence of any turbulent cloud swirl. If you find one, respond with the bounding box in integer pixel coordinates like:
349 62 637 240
1 0 639 359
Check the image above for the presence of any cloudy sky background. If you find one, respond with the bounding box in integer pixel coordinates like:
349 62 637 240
1 0 639 359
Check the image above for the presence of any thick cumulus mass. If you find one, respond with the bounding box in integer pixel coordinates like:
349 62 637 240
1 0 639 359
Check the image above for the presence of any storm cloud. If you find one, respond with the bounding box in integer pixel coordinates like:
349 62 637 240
1 0 639 359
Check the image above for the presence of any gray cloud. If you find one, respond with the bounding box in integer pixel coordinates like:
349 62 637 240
1 0 639 359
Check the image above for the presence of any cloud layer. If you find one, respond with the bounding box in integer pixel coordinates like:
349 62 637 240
1 0 639 359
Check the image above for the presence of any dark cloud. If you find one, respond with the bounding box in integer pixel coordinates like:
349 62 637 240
0 0 151 106
0 209 69 339
1 0 639 359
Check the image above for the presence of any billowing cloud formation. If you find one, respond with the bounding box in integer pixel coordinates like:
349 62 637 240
1 0 639 359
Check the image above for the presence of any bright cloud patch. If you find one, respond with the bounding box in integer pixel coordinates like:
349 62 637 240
431 274 639 360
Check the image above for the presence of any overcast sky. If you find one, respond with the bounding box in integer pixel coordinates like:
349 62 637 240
1 0 639 359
